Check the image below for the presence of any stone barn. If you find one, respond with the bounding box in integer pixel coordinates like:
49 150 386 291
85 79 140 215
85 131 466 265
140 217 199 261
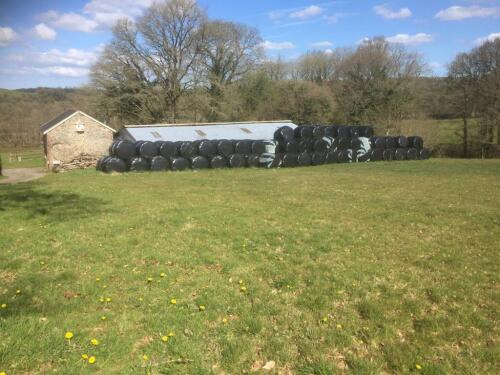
40 110 116 171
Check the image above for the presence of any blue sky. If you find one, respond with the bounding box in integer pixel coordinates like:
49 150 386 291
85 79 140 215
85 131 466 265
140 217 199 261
0 0 499 89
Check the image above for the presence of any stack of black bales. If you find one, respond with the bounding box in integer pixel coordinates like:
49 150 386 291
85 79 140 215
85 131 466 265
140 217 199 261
368 135 430 161
97 139 272 173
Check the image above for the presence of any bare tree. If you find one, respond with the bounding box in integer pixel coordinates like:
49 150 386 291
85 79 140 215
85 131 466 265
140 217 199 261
91 0 206 123
201 20 263 93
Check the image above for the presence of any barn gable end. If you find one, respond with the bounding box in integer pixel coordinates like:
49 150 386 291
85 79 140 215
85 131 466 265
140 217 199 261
40 110 115 171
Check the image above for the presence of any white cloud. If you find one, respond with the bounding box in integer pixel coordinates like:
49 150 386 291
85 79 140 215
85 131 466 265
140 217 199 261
324 49 334 54
290 5 324 20
37 0 154 33
386 33 433 46
34 66 89 77
374 5 412 19
311 41 333 48
475 32 500 45
260 41 295 50
435 6 499 21
0 26 18 47
34 23 57 40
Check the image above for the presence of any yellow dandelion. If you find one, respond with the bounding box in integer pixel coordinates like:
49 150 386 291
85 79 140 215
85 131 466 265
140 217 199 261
168 332 175 337
240 286 247 292
161 335 169 343
88 356 96 364
160 272 166 277
99 297 105 303
1 304 6 309
105 297 111 302
416 364 422 370
238 280 243 285
170 298 177 305
16 290 21 295
103 285 107 289
40 261 45 265
142 354 149 361
199 305 206 311
147 277 153 283
1 371 6 375
222 318 228 324
64 331 74 340
322 316 328 323
336 324 342 329
91 338 100 346
101 316 107 321
81 354 88 360
139 297 143 302
95 277 100 282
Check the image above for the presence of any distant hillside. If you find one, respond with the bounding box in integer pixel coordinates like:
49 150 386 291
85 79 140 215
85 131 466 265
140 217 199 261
0 87 100 146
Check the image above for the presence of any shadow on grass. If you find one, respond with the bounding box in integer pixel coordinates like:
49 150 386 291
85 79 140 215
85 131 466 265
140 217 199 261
0 184 108 221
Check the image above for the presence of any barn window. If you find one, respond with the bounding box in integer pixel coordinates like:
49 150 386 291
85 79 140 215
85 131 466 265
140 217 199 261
240 127 252 134
76 122 85 133
151 131 162 139
195 130 207 137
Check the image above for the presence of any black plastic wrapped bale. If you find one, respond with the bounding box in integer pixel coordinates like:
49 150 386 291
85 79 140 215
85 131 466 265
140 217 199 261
228 154 244 168
385 136 397 149
112 140 136 160
395 136 409 148
383 149 395 161
349 126 361 137
135 141 157 159
154 141 164 152
407 148 419 160
250 140 265 154
178 141 197 159
282 153 298 168
350 137 362 150
198 140 217 158
263 140 278 154
324 126 338 138
159 141 177 158
325 150 339 164
128 157 150 172
210 155 228 169
297 152 312 166
274 126 295 142
170 157 189 171
103 157 127 173
311 152 326 166
322 136 335 150
313 138 328 152
259 153 280 169
150 155 169 171
408 136 424 149
359 126 374 138
190 155 210 170
419 148 431 160
370 149 384 162
312 125 326 138
294 125 314 139
338 137 351 150
356 138 372 162
394 148 407 161
338 149 353 163
282 139 299 153
96 156 109 171
370 137 385 149
298 139 313 153
247 154 260 167
234 140 252 155
337 126 350 138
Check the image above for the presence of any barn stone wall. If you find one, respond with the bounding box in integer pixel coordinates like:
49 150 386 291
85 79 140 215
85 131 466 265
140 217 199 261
45 113 113 171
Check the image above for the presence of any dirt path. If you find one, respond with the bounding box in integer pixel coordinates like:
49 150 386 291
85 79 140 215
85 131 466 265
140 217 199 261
0 168 46 185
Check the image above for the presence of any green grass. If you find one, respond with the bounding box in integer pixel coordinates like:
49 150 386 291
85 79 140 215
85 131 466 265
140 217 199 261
0 148 45 169
0 160 499 375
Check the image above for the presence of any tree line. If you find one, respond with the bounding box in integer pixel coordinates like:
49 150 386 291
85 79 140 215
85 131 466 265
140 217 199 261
0 0 498 158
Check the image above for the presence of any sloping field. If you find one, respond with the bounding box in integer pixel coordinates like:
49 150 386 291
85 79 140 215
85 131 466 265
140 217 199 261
0 160 499 374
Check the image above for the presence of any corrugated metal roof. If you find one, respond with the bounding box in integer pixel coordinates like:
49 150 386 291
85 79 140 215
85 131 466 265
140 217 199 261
119 121 296 142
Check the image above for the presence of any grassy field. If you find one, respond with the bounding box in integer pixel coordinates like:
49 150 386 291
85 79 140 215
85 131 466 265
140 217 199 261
0 148 44 169
0 160 499 375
